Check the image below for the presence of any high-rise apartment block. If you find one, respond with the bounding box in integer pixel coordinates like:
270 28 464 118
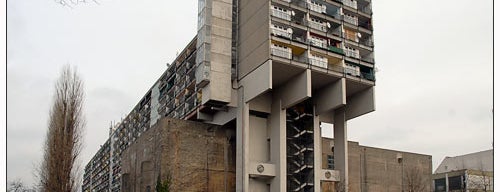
83 0 375 191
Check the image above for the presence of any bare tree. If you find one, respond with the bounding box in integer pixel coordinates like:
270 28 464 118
38 65 85 192
54 0 99 8
467 170 493 192
8 179 36 192
404 166 427 192
8 179 26 192
334 179 352 192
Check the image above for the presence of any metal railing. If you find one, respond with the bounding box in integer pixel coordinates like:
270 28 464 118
271 28 292 39
271 9 291 21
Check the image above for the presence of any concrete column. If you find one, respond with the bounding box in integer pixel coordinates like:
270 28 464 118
334 107 348 190
236 88 250 191
313 108 321 192
445 173 449 192
269 95 286 192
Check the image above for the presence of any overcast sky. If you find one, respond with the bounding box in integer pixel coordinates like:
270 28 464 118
7 0 492 186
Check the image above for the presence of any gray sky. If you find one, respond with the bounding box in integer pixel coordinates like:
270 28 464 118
7 0 493 186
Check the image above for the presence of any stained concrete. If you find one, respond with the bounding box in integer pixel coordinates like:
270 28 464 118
121 118 236 192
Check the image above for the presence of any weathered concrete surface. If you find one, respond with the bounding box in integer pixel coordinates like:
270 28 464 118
321 138 433 192
121 118 236 192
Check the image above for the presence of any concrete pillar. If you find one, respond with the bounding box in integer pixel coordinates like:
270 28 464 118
236 88 250 191
313 109 321 192
445 173 449 192
334 106 348 190
269 95 286 192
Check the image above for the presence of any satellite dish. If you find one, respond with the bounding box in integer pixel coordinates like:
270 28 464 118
291 10 295 16
287 28 293 34
357 33 362 38
326 22 331 28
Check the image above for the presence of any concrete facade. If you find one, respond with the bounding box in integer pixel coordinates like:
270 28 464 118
321 139 433 192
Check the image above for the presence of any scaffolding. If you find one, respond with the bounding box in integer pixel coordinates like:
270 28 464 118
286 100 314 192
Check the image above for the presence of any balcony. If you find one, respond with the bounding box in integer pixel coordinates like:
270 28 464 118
360 5 372 15
309 57 328 68
309 37 328 49
360 55 374 63
360 39 373 47
361 72 375 81
344 48 360 58
271 46 293 59
308 20 327 32
345 65 360 76
271 8 291 21
328 46 344 55
342 0 357 9
306 1 326 14
330 27 342 37
343 15 358 26
271 27 292 39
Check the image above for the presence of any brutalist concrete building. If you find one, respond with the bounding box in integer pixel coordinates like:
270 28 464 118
83 0 377 191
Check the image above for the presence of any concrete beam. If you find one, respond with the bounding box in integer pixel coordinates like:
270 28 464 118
240 60 272 103
279 69 312 109
249 92 272 114
346 87 375 120
209 107 237 125
314 78 346 115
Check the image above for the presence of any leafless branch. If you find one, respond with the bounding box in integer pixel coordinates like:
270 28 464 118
38 65 85 192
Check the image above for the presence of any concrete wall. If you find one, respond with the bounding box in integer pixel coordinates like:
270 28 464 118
121 118 236 192
238 0 270 79
321 138 433 192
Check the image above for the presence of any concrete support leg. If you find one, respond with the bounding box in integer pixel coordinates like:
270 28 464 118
270 95 286 192
334 107 348 190
236 88 250 191
313 108 321 192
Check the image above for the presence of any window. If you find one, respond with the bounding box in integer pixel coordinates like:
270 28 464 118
327 155 334 169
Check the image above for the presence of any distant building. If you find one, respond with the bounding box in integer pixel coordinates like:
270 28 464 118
433 150 493 192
